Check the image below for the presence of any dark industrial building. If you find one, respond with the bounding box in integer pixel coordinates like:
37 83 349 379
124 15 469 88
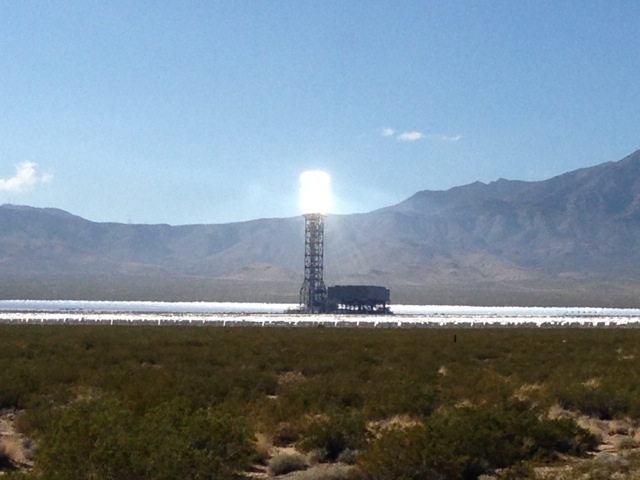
327 285 391 314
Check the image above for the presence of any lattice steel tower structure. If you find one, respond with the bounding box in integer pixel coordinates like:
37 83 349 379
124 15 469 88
299 213 327 313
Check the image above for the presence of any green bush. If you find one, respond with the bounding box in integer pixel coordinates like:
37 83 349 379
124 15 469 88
1 326 638 478
272 421 302 446
291 464 353 480
0 369 37 410
357 403 596 480
357 423 462 480
1 472 33 480
132 399 254 480
35 396 134 480
572 452 632 480
35 396 253 480
557 384 632 420
299 412 367 461
437 404 596 477
531 416 599 457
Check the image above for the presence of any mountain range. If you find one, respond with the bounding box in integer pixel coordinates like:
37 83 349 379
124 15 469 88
2 150 640 307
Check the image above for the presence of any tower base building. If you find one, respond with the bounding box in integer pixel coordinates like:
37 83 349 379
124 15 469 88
327 285 391 314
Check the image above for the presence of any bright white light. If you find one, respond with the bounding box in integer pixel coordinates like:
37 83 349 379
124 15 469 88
299 170 331 214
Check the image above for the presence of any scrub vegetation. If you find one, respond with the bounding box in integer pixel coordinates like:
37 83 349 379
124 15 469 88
1 325 639 479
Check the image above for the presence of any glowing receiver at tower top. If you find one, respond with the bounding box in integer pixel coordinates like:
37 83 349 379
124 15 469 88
299 170 331 215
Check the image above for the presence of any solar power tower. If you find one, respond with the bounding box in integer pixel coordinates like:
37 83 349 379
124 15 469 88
299 212 327 313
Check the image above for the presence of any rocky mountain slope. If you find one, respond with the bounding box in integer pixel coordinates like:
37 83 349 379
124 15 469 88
2 150 640 306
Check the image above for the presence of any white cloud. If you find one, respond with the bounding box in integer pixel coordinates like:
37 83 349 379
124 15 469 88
381 127 460 144
396 131 424 142
0 161 53 193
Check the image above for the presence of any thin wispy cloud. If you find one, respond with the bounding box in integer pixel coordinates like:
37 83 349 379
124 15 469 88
381 127 461 144
396 131 424 142
0 161 53 192
429 133 462 143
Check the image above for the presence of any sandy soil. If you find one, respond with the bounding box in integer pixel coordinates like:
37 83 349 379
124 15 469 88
0 410 34 472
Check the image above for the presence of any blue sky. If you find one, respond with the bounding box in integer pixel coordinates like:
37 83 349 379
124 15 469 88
1 1 639 225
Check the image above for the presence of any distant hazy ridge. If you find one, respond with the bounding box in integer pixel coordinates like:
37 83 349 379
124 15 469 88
2 150 640 307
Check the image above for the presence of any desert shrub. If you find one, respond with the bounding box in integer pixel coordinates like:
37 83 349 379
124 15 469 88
531 416 599 457
571 452 631 480
619 437 639 450
35 396 135 480
0 368 38 410
363 376 439 419
494 461 536 480
337 448 357 465
35 396 253 480
2 326 640 478
131 399 254 480
0 384 21 411
556 383 633 420
268 451 308 475
13 399 57 437
272 421 302 446
357 403 596 480
1 472 34 480
433 403 596 477
357 423 462 480
427 405 525 478
299 412 367 462
289 464 354 480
